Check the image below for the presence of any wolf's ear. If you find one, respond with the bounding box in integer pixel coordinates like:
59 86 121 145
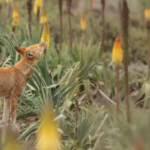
15 47 26 56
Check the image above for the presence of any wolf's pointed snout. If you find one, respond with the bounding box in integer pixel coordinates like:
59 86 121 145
39 41 47 48
39 42 47 56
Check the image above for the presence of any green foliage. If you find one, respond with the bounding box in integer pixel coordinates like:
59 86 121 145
1 0 150 150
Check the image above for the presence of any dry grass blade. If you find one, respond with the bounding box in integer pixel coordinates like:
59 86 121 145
5 0 10 29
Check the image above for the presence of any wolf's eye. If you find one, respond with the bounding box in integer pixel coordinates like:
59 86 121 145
26 51 34 58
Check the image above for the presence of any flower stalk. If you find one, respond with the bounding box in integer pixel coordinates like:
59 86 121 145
67 0 73 52
115 65 120 113
99 0 105 58
121 0 130 122
37 7 40 29
89 0 94 28
58 0 63 51
5 0 10 29
145 9 150 79
75 98 78 138
0 1 2 13
27 0 33 36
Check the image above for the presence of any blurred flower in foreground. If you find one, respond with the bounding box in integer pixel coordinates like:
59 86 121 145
5 0 13 3
112 36 123 66
12 5 19 26
145 9 150 21
2 130 19 150
41 22 50 48
36 107 60 150
81 14 86 31
40 7 48 24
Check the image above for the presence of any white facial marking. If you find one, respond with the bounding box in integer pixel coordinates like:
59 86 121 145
40 48 45 56
40 44 47 56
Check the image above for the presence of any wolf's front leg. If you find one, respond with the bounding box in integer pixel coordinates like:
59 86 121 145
10 95 20 132
0 97 10 128
11 96 18 124
2 97 10 123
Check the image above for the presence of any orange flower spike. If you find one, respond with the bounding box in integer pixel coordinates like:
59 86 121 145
81 14 86 31
90 0 95 7
145 9 150 21
13 5 19 18
12 16 19 26
112 36 123 66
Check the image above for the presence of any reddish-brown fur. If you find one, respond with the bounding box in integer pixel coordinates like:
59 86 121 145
0 42 46 130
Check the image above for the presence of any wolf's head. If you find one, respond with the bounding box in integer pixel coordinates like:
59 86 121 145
15 42 47 64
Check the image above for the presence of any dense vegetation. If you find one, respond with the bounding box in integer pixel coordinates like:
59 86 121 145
0 0 150 149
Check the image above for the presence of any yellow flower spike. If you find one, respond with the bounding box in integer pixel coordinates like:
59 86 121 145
35 0 42 8
13 4 19 18
34 4 37 14
12 5 19 26
41 22 50 48
6 0 13 3
81 14 86 31
3 130 19 150
34 0 42 14
112 36 123 66
40 7 48 24
145 9 150 21
36 107 60 150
